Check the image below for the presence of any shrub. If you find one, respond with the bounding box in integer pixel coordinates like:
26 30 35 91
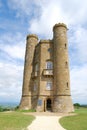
15 105 19 110
74 103 80 109
0 106 11 112
0 106 3 112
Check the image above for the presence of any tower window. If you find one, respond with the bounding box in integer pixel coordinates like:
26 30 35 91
35 63 39 72
65 61 68 68
38 99 42 106
46 61 53 69
67 82 68 88
34 82 37 91
46 81 52 90
65 43 67 49
48 48 51 52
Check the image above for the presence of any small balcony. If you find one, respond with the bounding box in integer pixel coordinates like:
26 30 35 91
31 71 38 78
43 69 53 76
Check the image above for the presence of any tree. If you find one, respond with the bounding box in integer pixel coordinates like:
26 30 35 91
74 103 80 109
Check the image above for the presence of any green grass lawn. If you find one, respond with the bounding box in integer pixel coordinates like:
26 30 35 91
0 111 35 130
59 108 87 130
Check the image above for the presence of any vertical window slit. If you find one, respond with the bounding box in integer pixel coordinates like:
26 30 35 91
65 61 68 68
65 43 67 49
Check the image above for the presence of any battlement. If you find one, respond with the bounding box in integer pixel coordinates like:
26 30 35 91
53 23 67 30
27 34 38 40
39 39 52 44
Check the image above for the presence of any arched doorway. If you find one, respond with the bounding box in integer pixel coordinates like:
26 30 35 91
46 98 52 111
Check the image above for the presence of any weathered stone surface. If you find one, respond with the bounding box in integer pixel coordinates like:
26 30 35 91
19 23 74 112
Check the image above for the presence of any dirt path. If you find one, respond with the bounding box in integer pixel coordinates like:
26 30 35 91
27 114 66 130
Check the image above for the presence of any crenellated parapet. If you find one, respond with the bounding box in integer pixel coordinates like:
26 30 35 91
39 39 53 44
53 23 68 31
27 34 38 40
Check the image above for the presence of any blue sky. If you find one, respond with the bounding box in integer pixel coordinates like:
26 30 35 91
0 0 87 105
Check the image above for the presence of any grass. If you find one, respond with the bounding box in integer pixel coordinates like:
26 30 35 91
16 109 36 113
0 111 35 130
59 107 87 130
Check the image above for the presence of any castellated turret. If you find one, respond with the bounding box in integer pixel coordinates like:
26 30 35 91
19 23 74 112
19 34 38 109
53 23 74 112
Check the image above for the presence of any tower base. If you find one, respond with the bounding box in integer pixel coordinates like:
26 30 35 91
53 96 74 113
19 96 31 110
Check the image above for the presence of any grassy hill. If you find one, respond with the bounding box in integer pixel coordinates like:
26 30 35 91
60 107 87 130
0 111 35 130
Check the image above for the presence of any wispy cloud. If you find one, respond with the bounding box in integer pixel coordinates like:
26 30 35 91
0 32 25 103
0 33 25 60
7 0 41 18
68 26 87 69
71 65 87 104
0 62 23 102
28 0 87 38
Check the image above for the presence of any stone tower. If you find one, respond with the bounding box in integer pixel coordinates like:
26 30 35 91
19 23 74 112
53 23 74 112
19 34 38 109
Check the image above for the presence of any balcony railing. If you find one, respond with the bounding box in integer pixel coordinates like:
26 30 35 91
43 69 53 76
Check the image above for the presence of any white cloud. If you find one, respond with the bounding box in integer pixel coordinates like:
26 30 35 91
1 43 25 60
29 1 66 38
70 65 87 104
0 32 25 103
59 0 87 25
73 27 87 62
28 0 87 38
69 26 87 64
7 0 41 18
7 0 87 24
7 0 87 37
0 62 23 102
8 0 30 15
0 33 25 59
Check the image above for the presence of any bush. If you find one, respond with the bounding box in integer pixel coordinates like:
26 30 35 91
0 106 11 112
0 106 3 112
15 105 19 110
74 103 80 109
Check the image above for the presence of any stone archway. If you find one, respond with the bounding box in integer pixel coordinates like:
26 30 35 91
46 98 52 111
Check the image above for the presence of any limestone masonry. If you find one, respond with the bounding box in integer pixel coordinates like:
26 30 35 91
19 23 74 112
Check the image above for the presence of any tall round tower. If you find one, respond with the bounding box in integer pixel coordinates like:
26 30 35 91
53 23 74 112
19 34 38 109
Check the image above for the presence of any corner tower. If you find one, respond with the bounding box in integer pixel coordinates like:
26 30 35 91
53 23 74 112
19 34 38 109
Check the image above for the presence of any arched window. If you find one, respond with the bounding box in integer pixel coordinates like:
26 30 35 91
35 63 39 72
33 82 37 91
46 81 52 90
46 61 53 69
48 48 51 52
